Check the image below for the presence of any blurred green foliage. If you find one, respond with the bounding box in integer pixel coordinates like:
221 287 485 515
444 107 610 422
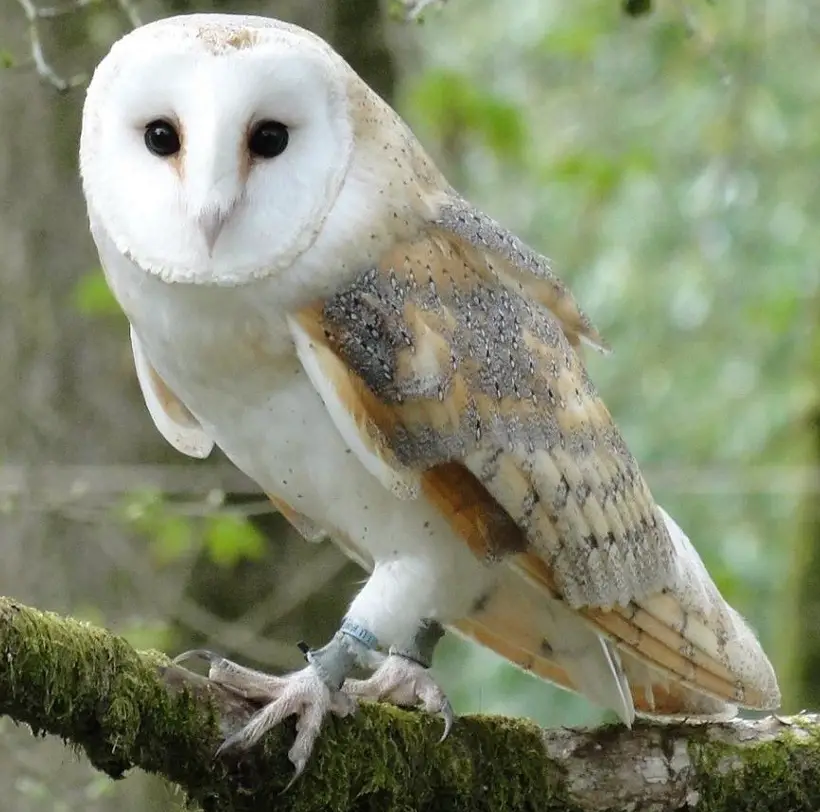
203 515 265 566
72 269 121 317
120 491 266 569
409 69 527 163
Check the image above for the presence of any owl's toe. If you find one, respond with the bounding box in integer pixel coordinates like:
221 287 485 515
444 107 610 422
215 664 356 776
344 654 454 740
173 649 357 781
173 648 291 703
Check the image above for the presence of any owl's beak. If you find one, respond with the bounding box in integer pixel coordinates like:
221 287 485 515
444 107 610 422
197 210 229 256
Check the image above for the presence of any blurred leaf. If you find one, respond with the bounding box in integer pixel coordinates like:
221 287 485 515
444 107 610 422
204 515 265 566
539 18 609 59
148 515 196 565
744 291 801 334
547 148 654 195
120 491 197 565
480 98 527 158
0 51 15 69
72 269 121 316
623 0 652 17
407 69 527 162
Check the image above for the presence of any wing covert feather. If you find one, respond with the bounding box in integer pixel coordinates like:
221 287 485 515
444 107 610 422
266 493 330 544
288 311 419 499
435 197 609 352
293 225 779 712
130 327 214 459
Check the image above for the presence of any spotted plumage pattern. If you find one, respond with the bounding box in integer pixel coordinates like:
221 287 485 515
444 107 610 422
294 204 779 711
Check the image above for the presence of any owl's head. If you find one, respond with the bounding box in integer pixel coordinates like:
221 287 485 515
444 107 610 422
80 15 359 285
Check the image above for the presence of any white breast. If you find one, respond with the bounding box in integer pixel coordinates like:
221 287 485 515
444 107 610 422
99 238 495 644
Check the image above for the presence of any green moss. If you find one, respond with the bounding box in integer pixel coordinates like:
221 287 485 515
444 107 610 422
0 599 219 786
0 597 586 812
690 721 820 812
13 596 819 812
184 703 577 812
243 709 580 812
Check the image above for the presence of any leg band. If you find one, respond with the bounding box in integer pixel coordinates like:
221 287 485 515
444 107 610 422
306 618 382 691
340 617 380 651
389 619 445 669
306 632 361 691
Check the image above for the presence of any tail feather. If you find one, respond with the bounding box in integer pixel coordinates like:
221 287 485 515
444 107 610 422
452 556 745 719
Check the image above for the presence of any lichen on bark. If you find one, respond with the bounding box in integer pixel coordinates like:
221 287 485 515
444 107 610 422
1 595 819 812
688 721 820 811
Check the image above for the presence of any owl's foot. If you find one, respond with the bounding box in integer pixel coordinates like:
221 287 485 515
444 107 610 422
344 654 454 741
216 664 356 776
174 645 357 780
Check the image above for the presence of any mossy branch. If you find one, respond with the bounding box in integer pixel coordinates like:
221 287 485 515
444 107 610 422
0 595 818 812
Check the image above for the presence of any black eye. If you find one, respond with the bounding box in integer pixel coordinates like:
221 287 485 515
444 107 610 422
248 120 289 158
144 120 181 157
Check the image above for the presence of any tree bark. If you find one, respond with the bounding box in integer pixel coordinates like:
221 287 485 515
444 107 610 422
1 596 816 812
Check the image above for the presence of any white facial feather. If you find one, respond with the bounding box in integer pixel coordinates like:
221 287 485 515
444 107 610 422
80 14 358 285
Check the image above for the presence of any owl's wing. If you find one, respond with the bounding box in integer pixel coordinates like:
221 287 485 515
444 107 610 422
130 326 214 459
432 197 609 352
449 552 733 719
288 207 780 716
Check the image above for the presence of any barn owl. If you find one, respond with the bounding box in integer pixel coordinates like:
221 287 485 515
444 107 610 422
79 13 780 777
